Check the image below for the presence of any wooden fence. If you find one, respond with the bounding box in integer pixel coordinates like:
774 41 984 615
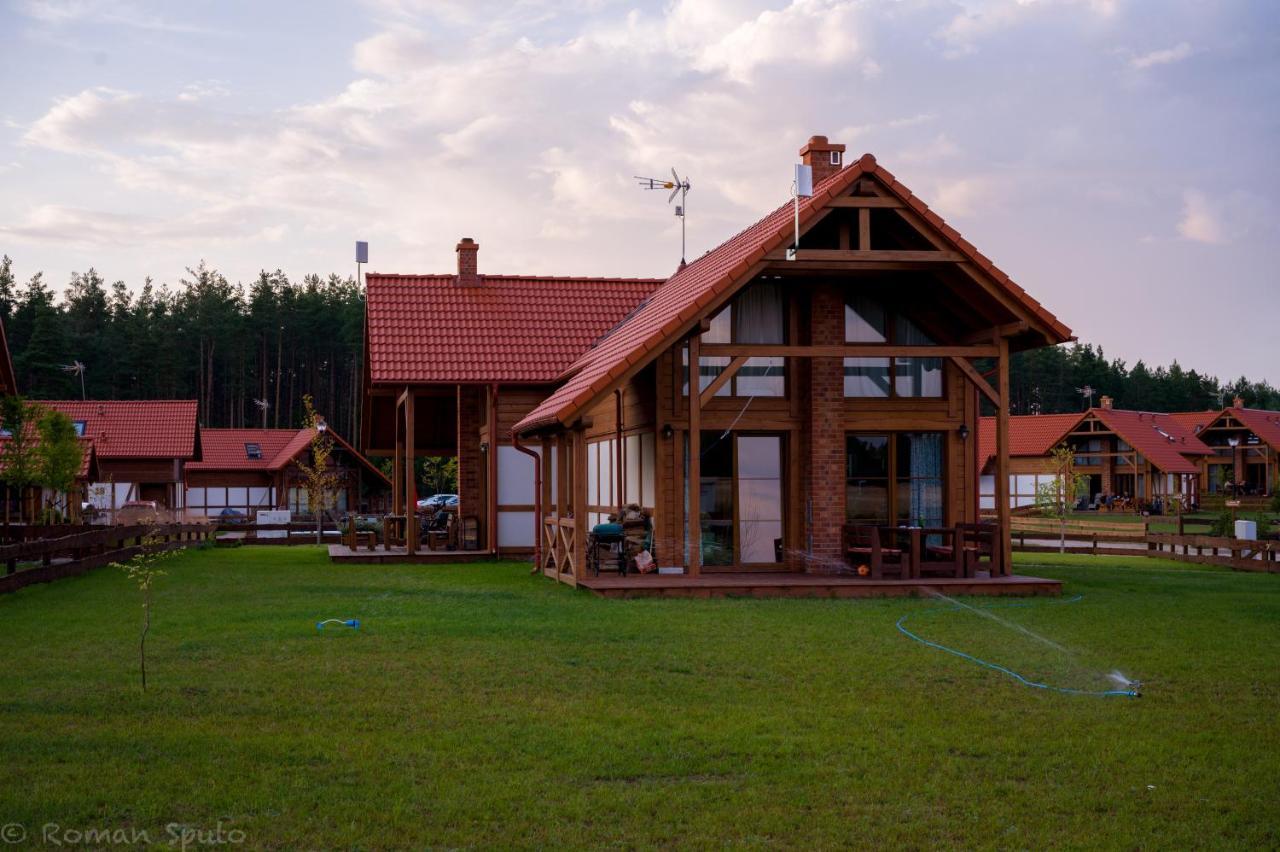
0 522 214 594
213 521 343 546
1012 517 1279 573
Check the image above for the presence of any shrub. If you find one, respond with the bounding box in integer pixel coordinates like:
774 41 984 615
1208 510 1234 537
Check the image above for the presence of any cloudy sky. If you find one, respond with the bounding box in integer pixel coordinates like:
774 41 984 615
1 0 1277 381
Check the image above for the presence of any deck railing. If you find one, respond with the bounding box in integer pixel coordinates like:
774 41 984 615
542 516 578 585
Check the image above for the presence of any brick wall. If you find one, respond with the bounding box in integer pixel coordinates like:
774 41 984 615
803 282 846 572
457 384 485 547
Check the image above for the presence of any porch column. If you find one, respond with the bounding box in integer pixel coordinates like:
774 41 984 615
392 400 404 516
404 387 418 553
688 334 701 576
572 426 588 581
995 336 1012 576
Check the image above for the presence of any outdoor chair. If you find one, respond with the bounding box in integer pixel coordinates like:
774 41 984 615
424 509 457 551
843 524 906 579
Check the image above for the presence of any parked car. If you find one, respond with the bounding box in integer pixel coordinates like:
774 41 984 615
115 500 160 525
417 494 459 511
217 507 247 523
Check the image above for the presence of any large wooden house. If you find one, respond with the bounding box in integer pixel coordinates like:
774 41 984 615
185 424 390 519
978 398 1211 512
1190 398 1280 497
362 137 1073 590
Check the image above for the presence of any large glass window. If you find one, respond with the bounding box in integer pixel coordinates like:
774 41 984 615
684 281 786 398
846 432 946 526
844 296 942 398
699 433 735 566
689 432 785 566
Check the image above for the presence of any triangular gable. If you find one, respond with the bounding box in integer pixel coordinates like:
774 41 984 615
1074 409 1210 474
1199 407 1280 452
515 153 1072 435
270 425 392 487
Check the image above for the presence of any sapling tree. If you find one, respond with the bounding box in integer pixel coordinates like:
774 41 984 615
113 537 175 691
295 395 340 544
35 407 83 521
1035 443 1087 554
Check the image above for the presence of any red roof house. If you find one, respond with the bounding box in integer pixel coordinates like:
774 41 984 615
364 135 1074 588
40 400 200 512
187 425 390 518
1193 399 1280 496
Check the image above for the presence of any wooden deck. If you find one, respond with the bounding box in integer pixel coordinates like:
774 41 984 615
327 544 494 564
576 571 1061 599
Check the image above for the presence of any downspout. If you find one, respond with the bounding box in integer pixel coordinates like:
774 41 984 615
512 428 542 574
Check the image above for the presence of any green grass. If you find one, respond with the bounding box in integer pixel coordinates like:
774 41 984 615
2 547 1277 848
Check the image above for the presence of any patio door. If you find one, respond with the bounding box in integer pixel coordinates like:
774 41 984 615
697 432 784 568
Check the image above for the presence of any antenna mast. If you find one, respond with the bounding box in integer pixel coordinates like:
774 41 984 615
635 169 691 265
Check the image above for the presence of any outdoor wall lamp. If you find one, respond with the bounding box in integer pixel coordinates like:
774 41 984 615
480 442 489 453
958 424 970 440
661 424 674 440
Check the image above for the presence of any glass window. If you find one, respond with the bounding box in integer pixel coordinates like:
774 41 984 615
846 435 890 524
245 443 262 460
699 432 734 566
847 433 945 526
844 296 943 398
682 281 787 398
737 435 782 564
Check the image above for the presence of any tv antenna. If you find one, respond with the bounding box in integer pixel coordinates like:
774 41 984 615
635 169 691 265
253 398 270 428
1076 385 1096 409
61 360 86 400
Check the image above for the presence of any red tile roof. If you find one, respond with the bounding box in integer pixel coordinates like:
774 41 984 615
0 435 96 479
515 153 1073 434
1166 410 1220 434
189 426 393 485
978 413 1083 470
1088 408 1212 474
40 400 198 459
187 428 311 471
1221 407 1280 451
365 275 664 385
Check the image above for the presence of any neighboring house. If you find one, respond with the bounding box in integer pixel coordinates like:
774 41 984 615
368 135 1074 576
185 423 391 518
979 396 1214 511
0 434 98 522
42 400 200 515
1191 398 1280 496
362 244 664 555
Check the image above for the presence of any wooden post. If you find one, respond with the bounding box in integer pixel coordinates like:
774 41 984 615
392 399 404 517
405 388 418 553
688 334 702 577
995 336 1012 576
572 427 588 581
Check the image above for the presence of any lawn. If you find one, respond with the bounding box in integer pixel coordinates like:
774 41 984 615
2 547 1277 848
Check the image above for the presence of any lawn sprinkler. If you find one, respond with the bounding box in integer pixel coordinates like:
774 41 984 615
317 618 360 631
1107 671 1143 698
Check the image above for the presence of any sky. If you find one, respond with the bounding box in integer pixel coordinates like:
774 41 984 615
1 0 1277 383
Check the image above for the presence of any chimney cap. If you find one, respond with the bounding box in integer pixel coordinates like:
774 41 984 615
1232 395 1245 408
457 237 478 250
798 135 846 156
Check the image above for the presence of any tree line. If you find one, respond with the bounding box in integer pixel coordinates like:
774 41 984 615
0 255 1276 437
0 257 365 438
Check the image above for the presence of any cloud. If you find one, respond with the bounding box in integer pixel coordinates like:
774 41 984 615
1129 42 1192 70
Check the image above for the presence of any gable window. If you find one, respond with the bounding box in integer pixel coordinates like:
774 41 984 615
683 281 786 398
843 296 942 398
245 443 262 460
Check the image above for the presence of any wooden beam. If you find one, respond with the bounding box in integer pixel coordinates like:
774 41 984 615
688 334 702 577
950 356 1001 406
699 343 999 359
405 388 418 553
572 427 588 581
858 207 871 251
764 249 965 263
826 196 904 208
962 321 1028 343
995 337 1012 576
699 355 749 406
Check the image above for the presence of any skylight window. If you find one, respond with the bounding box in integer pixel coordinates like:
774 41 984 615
245 443 263 460
72 421 87 437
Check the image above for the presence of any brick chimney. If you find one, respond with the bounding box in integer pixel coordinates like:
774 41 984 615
1100 395 1113 410
799 135 847 185
1232 395 1244 409
456 237 479 286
